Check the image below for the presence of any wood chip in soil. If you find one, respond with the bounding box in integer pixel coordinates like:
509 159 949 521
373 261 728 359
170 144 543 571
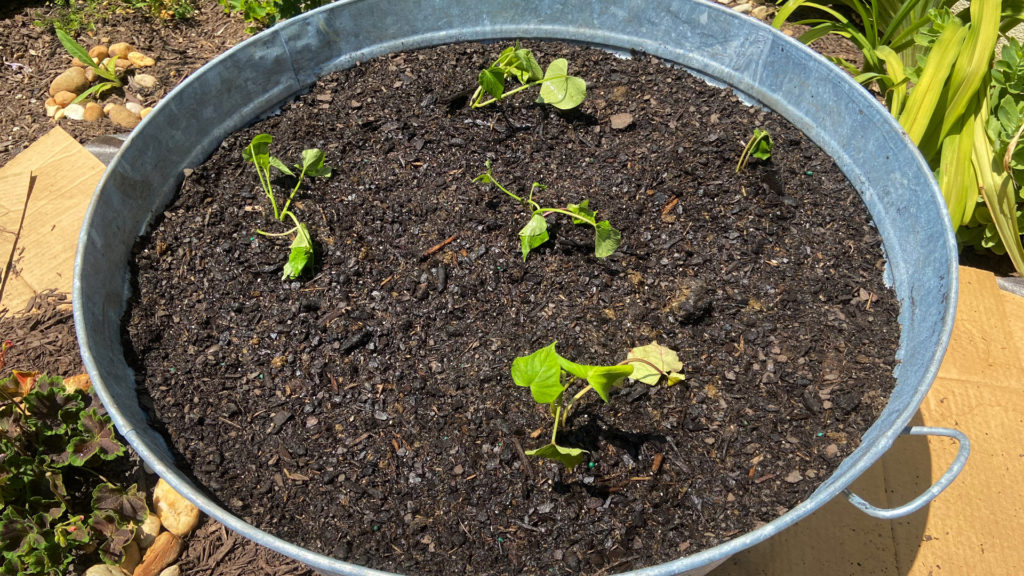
123 41 900 575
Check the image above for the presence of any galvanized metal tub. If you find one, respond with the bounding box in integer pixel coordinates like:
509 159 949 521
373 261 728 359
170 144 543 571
74 1 968 574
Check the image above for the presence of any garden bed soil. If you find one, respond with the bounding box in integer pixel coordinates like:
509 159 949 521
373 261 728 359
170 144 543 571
123 42 900 575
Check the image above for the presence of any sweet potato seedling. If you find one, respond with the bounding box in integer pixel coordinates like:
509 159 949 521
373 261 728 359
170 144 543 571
471 44 586 110
512 341 685 470
473 161 620 260
242 134 331 280
736 128 774 173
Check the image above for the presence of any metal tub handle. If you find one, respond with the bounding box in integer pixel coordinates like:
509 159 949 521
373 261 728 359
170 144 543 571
845 426 970 520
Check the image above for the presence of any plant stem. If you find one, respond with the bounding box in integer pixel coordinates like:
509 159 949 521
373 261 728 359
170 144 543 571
560 358 668 425
550 401 563 444
620 357 668 375
280 164 309 220
561 383 594 426
247 142 279 219
485 172 525 204
471 74 571 108
538 207 596 227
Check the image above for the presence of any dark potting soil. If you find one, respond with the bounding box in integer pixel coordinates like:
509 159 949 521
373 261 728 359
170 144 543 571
123 42 900 575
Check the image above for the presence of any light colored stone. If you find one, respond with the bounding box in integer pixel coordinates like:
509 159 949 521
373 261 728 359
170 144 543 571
107 104 141 129
128 51 156 67
49 67 89 96
109 42 133 58
45 97 59 117
53 90 77 107
140 107 154 119
116 57 133 70
89 44 109 61
84 66 97 83
609 112 634 130
63 103 86 120
751 5 769 19
84 564 122 576
784 470 804 484
53 108 65 121
103 102 116 115
132 532 182 576
125 102 144 115
153 479 201 537
158 566 181 576
132 73 159 90
136 510 162 549
84 102 105 122
733 2 753 13
121 540 141 573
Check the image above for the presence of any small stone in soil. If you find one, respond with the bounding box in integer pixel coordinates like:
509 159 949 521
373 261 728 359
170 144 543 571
784 470 804 484
267 410 292 434
609 112 634 130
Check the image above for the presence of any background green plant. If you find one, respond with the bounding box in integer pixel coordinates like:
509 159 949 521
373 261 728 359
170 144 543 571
0 374 146 575
217 0 329 33
123 0 198 20
774 0 1024 274
34 0 197 33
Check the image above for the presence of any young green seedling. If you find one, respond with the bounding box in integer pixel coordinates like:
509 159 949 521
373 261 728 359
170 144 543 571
471 44 587 110
55 29 124 104
242 134 332 280
512 341 685 470
736 128 774 173
473 161 621 260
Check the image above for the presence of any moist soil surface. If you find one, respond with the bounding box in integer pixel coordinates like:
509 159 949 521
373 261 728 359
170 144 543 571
124 42 900 575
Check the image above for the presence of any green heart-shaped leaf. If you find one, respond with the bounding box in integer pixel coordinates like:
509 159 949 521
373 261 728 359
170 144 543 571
537 59 586 109
511 342 563 404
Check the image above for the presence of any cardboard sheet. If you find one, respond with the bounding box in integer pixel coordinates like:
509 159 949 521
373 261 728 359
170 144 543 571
0 169 31 291
0 127 104 313
713 266 1024 575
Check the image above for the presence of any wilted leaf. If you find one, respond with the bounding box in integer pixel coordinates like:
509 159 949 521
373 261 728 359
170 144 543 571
526 443 588 470
298 148 331 178
242 134 273 170
567 199 594 224
268 155 294 176
555 357 632 402
12 371 40 397
478 66 506 100
750 128 774 160
511 48 543 83
519 213 549 260
282 223 313 280
625 342 686 385
593 220 621 258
